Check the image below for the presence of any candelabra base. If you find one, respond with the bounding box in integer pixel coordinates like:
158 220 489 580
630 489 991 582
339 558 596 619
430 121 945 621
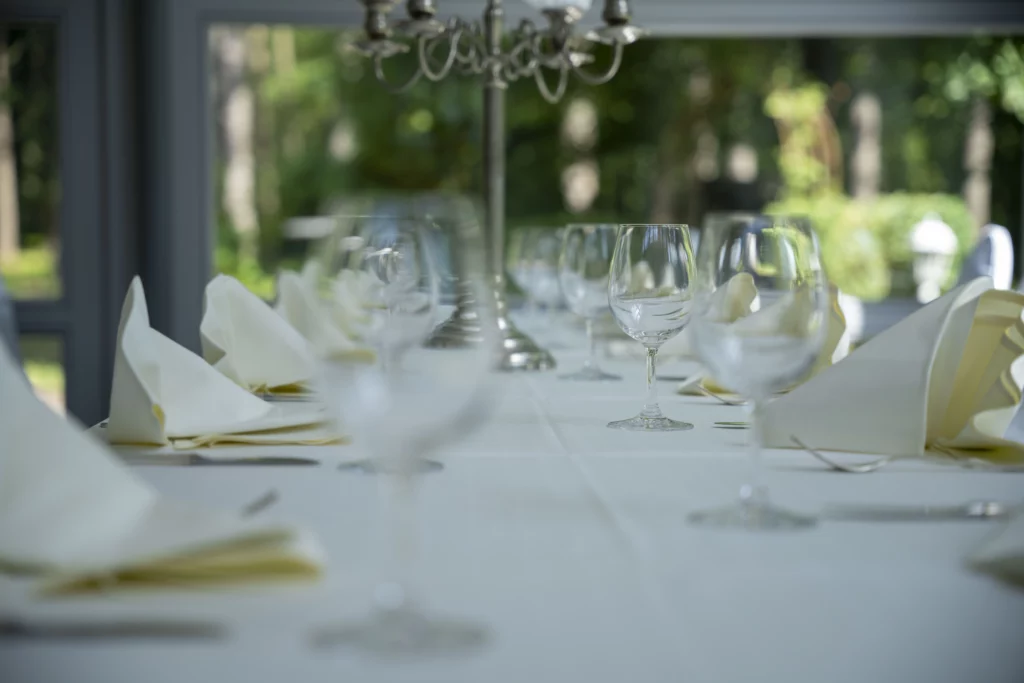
427 309 556 371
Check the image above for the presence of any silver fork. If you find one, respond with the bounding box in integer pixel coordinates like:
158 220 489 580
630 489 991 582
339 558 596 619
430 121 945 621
698 385 747 407
791 436 892 473
793 437 1024 473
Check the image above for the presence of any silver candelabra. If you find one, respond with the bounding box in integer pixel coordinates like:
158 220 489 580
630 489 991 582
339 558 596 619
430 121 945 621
355 0 645 370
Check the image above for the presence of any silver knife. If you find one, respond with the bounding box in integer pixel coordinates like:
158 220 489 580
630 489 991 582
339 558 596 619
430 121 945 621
0 616 225 640
122 453 320 467
823 500 1013 522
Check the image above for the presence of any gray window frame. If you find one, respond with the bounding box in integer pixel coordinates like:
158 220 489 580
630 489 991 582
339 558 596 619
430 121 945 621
1 0 127 425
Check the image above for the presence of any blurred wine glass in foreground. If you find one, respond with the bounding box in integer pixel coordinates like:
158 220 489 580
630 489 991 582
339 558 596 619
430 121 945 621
687 214 828 530
311 214 498 654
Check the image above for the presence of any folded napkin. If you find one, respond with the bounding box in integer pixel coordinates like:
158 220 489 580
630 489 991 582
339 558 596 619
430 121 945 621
275 263 377 361
0 344 324 595
107 277 338 449
971 513 1024 587
679 284 848 396
200 274 315 393
662 273 759 358
763 277 1024 460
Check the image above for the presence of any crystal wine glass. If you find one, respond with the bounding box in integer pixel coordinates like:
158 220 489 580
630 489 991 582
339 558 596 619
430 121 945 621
607 224 695 431
558 223 621 381
525 228 565 319
687 214 828 530
311 214 498 653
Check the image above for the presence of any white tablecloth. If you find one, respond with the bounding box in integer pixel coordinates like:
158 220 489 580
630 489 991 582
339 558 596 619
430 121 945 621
4 314 1024 683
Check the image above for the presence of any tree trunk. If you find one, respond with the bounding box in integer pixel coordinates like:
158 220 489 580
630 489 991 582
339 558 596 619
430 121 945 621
850 92 882 200
212 27 258 263
963 97 993 232
0 28 21 264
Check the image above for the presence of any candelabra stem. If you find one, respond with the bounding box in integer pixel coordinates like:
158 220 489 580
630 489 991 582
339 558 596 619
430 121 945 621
427 0 556 371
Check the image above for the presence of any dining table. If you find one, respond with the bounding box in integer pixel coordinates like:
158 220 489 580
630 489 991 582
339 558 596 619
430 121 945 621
4 311 1024 683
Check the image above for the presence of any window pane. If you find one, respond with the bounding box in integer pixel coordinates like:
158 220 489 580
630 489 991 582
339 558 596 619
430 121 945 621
207 26 1024 314
19 333 64 414
0 24 60 300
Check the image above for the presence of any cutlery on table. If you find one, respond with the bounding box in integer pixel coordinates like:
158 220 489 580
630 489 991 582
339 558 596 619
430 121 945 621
714 421 750 430
241 489 279 517
794 436 1024 474
823 499 1014 522
792 436 892 473
121 453 320 467
0 617 226 641
698 385 747 407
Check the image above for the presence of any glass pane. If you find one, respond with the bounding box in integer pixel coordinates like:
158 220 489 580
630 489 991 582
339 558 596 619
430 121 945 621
0 24 61 300
207 25 1024 325
19 333 64 414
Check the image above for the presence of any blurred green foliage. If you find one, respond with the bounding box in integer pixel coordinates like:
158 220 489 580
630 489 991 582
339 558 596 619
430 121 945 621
1 26 1022 303
767 193 974 300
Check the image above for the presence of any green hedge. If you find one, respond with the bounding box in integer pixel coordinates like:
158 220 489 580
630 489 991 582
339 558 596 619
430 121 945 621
766 192 974 301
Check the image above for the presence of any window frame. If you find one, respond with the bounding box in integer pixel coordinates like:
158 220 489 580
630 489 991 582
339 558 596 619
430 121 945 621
2 0 115 424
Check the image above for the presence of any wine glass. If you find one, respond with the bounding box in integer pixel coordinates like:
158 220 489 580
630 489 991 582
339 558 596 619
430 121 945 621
522 228 565 324
687 214 828 530
311 215 498 653
607 224 695 431
558 223 621 381
506 228 533 307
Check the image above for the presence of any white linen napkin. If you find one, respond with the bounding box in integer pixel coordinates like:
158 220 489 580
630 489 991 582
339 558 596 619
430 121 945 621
763 277 1024 460
107 277 333 448
200 274 315 392
661 273 759 358
275 263 376 361
0 344 324 595
971 513 1024 586
678 284 848 396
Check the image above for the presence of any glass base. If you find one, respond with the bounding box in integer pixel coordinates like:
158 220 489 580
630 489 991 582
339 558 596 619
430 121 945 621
337 459 444 475
310 605 489 656
607 414 693 432
560 364 622 381
687 498 817 530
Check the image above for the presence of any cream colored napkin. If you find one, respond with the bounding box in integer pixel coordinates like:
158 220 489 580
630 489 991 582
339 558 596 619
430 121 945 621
275 263 376 361
763 277 1024 461
971 513 1024 587
200 274 315 393
662 273 759 358
0 344 324 595
679 284 848 396
107 277 335 449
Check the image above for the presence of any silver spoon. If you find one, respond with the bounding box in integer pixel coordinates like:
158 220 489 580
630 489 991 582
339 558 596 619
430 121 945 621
791 436 892 474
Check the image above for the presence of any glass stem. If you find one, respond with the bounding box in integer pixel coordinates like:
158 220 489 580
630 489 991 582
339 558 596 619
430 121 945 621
642 347 662 418
741 400 766 505
377 469 418 612
584 318 596 369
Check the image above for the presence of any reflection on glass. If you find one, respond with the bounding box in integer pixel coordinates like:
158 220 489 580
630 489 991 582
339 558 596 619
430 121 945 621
19 334 64 413
0 25 61 300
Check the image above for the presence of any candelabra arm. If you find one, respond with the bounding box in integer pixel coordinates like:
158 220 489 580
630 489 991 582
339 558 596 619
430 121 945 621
569 39 624 85
534 63 569 104
418 27 464 81
372 53 424 93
